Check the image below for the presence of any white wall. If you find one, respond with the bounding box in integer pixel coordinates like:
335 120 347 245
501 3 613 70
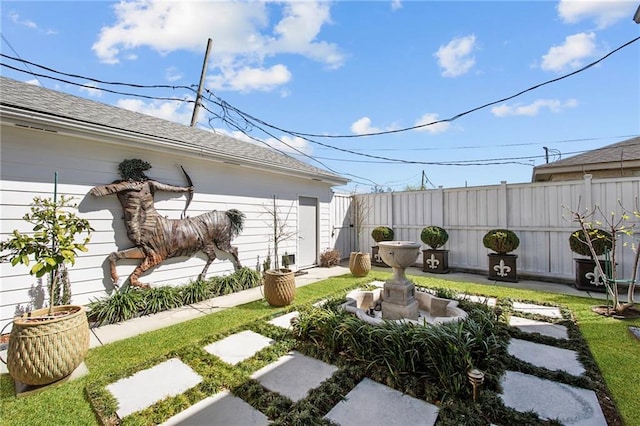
0 124 338 328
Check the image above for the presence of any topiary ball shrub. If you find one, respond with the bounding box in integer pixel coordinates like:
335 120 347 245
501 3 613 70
420 226 449 249
371 226 394 243
569 228 613 257
482 229 519 254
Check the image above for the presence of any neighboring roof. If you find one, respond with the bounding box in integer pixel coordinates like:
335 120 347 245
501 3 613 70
0 76 348 186
532 136 640 181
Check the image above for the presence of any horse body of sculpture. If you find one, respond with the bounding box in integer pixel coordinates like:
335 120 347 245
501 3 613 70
90 160 244 288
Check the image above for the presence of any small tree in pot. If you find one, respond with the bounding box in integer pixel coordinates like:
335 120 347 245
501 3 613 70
482 229 519 282
262 195 297 307
0 185 93 386
420 226 450 274
371 226 394 266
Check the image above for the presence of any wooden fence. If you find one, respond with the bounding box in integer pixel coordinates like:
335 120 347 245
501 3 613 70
330 175 640 283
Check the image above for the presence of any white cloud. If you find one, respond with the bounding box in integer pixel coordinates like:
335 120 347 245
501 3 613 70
557 0 635 29
24 79 41 86
413 113 450 134
391 0 403 11
491 99 579 117
351 117 382 135
9 12 37 29
165 67 183 82
79 83 102 98
434 35 477 78
541 32 597 73
116 98 193 125
208 64 292 92
92 1 343 91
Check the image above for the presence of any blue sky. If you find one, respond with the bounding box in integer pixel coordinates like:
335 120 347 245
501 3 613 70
1 1 639 193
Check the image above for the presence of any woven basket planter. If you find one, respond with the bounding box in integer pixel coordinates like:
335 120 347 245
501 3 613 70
7 305 89 386
264 269 296 307
349 252 371 277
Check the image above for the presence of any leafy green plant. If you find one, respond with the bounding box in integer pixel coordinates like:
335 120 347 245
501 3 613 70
0 194 93 313
212 274 242 295
141 286 182 315
180 280 213 305
569 228 613 257
482 229 519 254
87 287 144 326
371 226 394 243
420 226 449 249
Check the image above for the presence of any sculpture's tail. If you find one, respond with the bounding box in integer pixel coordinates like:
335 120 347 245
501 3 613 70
226 209 245 238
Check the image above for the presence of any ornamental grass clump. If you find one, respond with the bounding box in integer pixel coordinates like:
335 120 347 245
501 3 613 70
320 248 341 267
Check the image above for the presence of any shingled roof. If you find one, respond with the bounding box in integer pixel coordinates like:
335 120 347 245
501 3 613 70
0 76 348 186
532 136 640 182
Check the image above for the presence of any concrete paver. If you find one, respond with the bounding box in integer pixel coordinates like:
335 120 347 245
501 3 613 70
324 378 439 426
106 358 202 419
160 391 269 426
509 316 569 339
204 330 274 365
508 338 585 376
268 311 299 329
512 301 563 318
251 351 338 402
500 370 606 425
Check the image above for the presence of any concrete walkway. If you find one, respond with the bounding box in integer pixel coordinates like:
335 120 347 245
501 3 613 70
2 263 622 424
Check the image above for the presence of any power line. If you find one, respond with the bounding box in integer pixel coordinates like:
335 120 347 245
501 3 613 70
0 35 45 88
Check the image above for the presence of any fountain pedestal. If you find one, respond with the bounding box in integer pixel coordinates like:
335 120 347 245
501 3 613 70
377 241 421 321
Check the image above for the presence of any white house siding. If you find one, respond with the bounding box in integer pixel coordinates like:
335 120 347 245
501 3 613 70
0 124 339 329
341 176 639 283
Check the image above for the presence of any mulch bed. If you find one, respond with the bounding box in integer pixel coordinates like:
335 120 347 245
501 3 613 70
591 305 640 319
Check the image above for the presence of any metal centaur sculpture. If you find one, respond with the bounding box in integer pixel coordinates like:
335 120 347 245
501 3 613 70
90 159 244 288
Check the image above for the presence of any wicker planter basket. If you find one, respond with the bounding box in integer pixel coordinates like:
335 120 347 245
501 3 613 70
264 269 296 307
7 305 89 386
349 252 371 277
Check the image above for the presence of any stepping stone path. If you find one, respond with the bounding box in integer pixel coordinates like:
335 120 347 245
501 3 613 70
324 377 439 426
251 351 338 402
508 338 585 376
204 330 274 365
107 358 202 418
160 391 269 426
102 300 608 425
500 371 606 425
509 316 569 339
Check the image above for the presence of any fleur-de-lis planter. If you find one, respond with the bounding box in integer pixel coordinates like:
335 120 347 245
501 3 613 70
483 229 519 283
569 229 612 293
420 226 450 274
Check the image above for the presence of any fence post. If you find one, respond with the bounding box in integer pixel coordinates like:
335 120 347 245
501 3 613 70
584 174 593 211
499 181 508 228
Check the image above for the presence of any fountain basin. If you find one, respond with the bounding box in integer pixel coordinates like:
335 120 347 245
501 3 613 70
341 284 468 326
377 241 421 270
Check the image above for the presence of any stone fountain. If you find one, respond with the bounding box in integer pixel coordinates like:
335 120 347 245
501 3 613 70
341 240 468 325
378 241 421 320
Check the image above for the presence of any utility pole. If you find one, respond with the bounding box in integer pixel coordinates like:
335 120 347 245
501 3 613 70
421 170 426 190
190 38 213 127
543 146 549 164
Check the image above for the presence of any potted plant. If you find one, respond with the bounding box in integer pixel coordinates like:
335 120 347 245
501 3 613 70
262 196 297 307
482 229 519 282
371 226 394 267
421 226 450 274
569 228 613 292
0 186 93 386
348 195 372 277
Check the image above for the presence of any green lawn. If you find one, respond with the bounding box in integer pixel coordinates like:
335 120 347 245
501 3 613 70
1 272 638 425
